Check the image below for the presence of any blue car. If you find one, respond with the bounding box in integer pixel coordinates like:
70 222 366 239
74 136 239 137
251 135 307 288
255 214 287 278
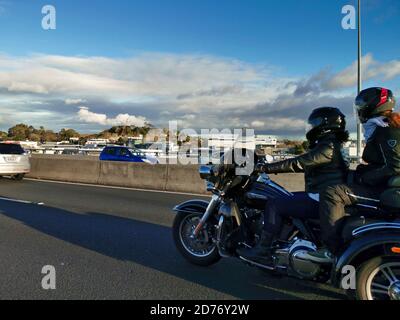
99 146 158 164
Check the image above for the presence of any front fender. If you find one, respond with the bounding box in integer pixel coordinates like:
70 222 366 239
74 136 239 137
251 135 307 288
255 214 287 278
172 199 210 215
332 231 400 287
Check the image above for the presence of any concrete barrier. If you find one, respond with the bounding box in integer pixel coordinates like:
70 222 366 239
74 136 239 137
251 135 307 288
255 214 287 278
27 155 305 194
165 164 207 194
28 154 101 184
98 161 168 190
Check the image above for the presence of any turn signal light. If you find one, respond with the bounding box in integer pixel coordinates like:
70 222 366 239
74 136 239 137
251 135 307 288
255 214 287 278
391 247 400 254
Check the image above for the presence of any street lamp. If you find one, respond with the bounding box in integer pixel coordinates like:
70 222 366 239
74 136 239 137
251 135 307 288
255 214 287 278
356 0 363 162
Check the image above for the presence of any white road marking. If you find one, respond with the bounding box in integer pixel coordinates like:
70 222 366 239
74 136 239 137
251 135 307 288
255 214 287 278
24 178 210 197
0 196 45 205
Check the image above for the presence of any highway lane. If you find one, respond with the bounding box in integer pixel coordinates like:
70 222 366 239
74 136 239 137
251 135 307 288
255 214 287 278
0 178 345 300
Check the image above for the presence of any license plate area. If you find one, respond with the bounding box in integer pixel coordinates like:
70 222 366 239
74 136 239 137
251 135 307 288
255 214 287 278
4 156 18 163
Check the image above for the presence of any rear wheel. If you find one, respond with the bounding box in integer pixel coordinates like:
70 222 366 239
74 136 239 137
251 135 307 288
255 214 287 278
12 174 25 181
356 256 400 300
173 211 221 266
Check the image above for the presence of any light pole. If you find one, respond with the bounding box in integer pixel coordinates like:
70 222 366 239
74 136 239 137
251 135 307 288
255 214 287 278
356 0 363 162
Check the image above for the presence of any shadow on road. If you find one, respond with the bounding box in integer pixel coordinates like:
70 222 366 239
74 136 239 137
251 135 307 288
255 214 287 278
0 200 345 300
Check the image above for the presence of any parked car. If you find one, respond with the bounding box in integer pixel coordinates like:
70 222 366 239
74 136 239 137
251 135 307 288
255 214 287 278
99 146 159 164
0 143 31 180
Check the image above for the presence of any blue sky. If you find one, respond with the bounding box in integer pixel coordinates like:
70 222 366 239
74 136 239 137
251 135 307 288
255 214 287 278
0 0 399 137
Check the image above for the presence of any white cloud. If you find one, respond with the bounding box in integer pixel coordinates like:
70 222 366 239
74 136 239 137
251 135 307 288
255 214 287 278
77 106 148 127
65 98 86 105
0 53 287 111
0 52 399 134
7 81 48 94
251 120 265 128
264 117 306 131
325 54 400 90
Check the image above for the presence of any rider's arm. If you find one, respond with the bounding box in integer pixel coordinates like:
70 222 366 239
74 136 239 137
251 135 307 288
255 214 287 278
261 142 335 174
361 128 400 186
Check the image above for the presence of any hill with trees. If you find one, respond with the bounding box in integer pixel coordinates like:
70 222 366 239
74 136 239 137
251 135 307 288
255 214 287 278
0 123 152 144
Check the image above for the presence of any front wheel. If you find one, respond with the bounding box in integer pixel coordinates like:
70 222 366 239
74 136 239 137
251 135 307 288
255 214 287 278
172 211 221 266
356 256 400 300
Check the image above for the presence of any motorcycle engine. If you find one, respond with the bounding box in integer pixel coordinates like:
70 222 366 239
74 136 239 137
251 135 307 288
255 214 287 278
275 239 321 280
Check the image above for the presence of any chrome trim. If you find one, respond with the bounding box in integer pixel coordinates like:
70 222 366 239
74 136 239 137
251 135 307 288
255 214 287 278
231 201 242 226
389 282 400 301
216 215 232 258
193 194 220 236
356 203 378 210
238 256 277 271
352 222 400 237
346 192 380 203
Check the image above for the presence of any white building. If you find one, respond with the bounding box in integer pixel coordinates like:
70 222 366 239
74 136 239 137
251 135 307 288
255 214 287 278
344 140 365 160
201 133 256 150
255 135 278 148
85 138 109 147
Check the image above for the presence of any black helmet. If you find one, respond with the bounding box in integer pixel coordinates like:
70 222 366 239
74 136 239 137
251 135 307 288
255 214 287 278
306 107 346 142
355 87 396 123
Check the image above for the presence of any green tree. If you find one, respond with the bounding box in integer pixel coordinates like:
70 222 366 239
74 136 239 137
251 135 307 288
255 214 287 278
139 126 151 140
8 124 30 140
58 128 80 141
28 133 41 142
0 131 7 141
41 130 58 142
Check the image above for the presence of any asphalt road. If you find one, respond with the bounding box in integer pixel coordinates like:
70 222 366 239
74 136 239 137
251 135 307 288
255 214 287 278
0 178 345 300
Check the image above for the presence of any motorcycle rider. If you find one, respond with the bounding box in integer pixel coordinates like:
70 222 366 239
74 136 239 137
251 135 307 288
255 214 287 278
238 107 350 265
309 87 399 262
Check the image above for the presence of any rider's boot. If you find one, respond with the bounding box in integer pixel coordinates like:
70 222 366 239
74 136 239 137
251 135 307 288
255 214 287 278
237 231 274 266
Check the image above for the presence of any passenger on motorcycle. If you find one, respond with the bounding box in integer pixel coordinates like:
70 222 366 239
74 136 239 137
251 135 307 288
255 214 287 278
238 107 350 265
311 87 400 262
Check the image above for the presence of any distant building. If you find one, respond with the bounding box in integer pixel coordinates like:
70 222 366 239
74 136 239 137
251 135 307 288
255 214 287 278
200 133 255 150
344 140 365 161
85 138 109 146
255 135 278 149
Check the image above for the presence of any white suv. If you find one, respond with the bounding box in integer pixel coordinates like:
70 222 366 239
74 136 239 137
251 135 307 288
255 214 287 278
0 143 31 180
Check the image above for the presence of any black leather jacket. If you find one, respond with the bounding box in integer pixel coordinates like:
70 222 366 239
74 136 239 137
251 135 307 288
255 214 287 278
262 134 349 193
357 126 400 187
